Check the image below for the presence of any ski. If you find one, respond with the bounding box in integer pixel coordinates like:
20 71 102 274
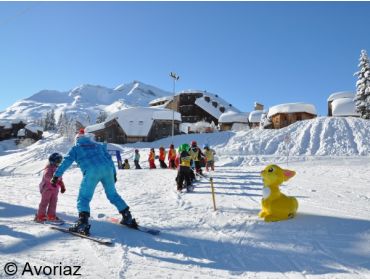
50 226 113 246
108 217 160 235
33 219 65 226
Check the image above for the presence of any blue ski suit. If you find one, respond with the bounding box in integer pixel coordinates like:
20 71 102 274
54 136 128 214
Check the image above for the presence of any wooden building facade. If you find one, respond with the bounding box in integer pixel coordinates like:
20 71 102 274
270 112 316 129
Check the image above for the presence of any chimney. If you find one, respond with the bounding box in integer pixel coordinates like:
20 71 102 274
254 102 264 111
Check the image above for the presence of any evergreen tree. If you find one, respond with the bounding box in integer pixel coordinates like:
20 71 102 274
42 109 57 131
96 110 108 124
49 109 56 131
354 49 370 119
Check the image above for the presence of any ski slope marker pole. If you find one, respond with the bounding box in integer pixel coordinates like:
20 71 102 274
210 177 217 211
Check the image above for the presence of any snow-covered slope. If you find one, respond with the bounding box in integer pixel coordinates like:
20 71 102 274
0 81 171 125
0 117 370 278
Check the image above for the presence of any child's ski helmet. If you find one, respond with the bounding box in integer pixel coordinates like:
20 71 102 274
191 140 197 147
49 153 63 165
180 143 190 152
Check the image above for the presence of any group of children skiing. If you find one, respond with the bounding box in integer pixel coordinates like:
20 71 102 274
35 128 216 236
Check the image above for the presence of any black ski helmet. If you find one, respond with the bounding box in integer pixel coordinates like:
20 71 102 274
49 152 63 165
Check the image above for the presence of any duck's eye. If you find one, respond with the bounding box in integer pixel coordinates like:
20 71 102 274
268 168 274 173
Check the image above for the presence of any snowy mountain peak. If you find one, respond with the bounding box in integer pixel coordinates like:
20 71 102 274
0 80 171 123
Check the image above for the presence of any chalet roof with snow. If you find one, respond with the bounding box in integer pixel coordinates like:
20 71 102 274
267 103 317 118
219 111 249 123
327 91 354 102
331 98 360 117
193 92 240 119
149 96 173 106
0 119 26 129
25 123 43 133
249 110 264 123
87 107 181 137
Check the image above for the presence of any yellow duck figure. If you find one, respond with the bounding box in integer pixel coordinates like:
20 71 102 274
259 164 298 222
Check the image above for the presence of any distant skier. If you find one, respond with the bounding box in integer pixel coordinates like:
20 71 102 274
168 144 176 169
159 146 168 168
133 149 142 169
51 129 137 235
148 148 156 169
204 144 216 172
35 152 66 223
189 141 205 175
176 143 193 192
123 159 130 169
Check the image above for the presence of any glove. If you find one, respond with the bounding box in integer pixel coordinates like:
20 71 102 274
114 174 117 183
61 185 66 194
50 176 59 186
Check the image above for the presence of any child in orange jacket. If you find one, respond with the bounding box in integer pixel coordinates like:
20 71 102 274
168 144 176 169
148 148 156 169
159 146 168 168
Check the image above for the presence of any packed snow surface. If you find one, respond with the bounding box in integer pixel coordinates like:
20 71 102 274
0 117 369 278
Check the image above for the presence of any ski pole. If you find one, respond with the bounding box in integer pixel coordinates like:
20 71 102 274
210 177 217 211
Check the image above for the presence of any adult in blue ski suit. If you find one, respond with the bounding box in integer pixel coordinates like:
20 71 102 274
51 130 137 235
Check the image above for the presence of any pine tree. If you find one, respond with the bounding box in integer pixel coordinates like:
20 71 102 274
354 49 370 119
49 109 56 131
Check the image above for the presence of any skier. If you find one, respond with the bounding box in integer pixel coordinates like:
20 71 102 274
51 129 137 235
189 141 205 175
158 146 168 168
133 149 142 169
204 144 216 172
148 148 156 169
176 143 193 192
35 153 66 223
168 144 176 169
123 159 130 169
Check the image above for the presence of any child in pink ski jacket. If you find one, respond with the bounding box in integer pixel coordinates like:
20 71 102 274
35 153 66 222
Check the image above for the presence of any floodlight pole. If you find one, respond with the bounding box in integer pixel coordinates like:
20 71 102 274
170 72 180 144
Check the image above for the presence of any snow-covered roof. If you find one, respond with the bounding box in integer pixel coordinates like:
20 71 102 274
85 122 106 133
267 103 317 118
17 128 25 137
331 98 360 117
25 123 43 133
327 91 354 102
149 96 173 105
249 110 264 123
0 119 26 129
99 107 181 137
219 111 249 123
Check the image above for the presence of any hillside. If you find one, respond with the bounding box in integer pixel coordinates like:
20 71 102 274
0 81 171 125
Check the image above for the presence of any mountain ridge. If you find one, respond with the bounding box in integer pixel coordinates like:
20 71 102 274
0 80 172 125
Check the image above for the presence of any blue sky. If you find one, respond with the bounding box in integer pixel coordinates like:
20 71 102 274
0 1 370 116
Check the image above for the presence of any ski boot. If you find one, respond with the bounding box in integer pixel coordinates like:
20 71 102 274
119 207 138 229
34 213 47 223
69 212 91 235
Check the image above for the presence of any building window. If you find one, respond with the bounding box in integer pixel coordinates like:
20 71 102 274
212 101 218 108
219 106 225 113
204 96 210 102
